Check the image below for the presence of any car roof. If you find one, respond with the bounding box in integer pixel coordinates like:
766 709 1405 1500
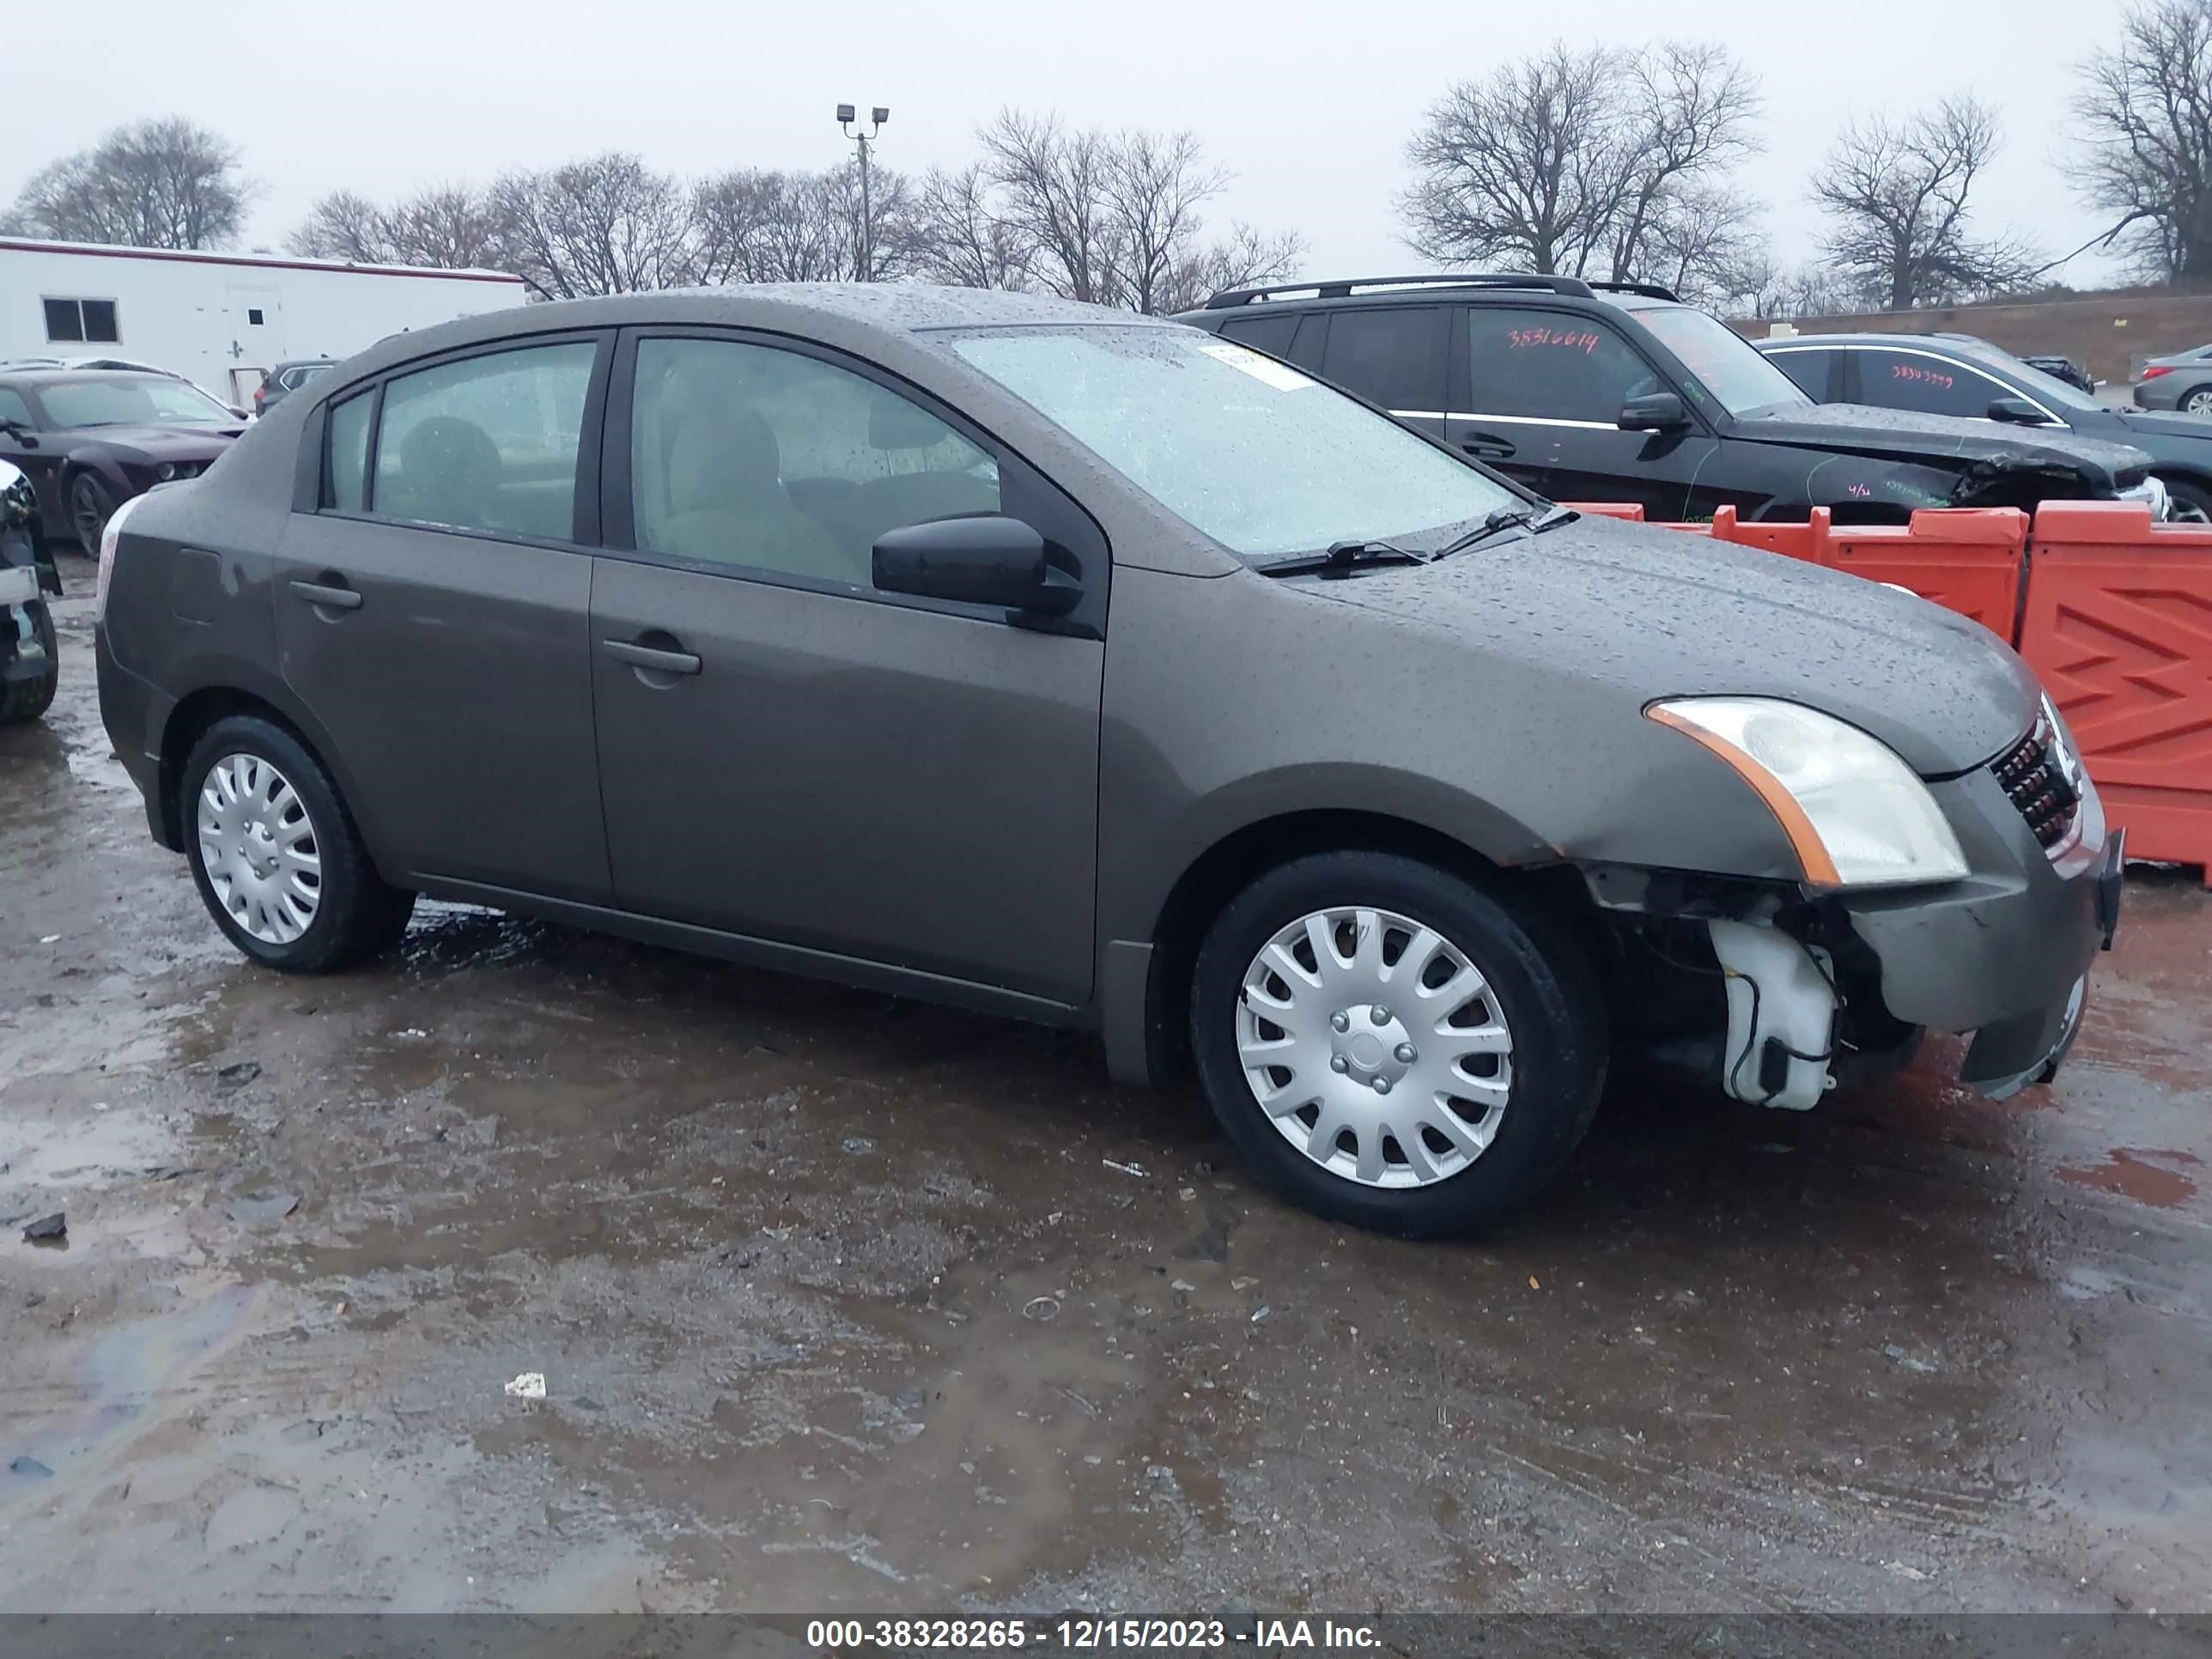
1 368 179 386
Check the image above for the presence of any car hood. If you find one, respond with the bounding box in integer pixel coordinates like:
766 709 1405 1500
1298 514 2037 776
63 422 243 459
1738 402 2151 491
2108 407 2212 444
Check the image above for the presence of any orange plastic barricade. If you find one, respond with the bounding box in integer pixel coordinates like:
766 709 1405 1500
2017 501 2212 876
1558 504 2028 641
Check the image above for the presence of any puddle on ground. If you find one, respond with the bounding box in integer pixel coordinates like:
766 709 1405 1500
2057 1146 2202 1209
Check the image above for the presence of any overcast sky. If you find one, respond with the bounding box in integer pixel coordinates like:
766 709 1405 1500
15 0 2131 289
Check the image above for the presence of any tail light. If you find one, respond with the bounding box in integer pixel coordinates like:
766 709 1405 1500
253 383 266 408
93 493 144 625
2142 365 2172 380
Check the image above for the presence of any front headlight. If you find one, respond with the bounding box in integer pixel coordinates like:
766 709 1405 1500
1646 696 1970 889
153 462 178 482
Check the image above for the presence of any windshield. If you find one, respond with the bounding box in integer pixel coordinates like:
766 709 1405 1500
34 375 234 428
944 325 1528 560
1631 305 1810 420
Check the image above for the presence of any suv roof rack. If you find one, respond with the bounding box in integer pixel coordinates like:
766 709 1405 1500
1203 272 1683 309
1584 279 1680 302
1205 273 1600 308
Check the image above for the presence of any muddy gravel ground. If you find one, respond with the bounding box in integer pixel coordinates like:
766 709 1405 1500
3 575 2208 1616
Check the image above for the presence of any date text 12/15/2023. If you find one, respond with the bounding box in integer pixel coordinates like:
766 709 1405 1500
805 1619 1383 1650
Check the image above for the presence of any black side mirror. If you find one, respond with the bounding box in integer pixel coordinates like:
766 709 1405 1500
872 514 1082 616
1986 397 2045 425
1618 392 1691 432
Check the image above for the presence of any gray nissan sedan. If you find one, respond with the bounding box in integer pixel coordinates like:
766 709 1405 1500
94 286 2124 1236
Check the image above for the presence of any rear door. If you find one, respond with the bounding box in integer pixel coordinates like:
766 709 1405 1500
1453 305 1723 519
587 329 1105 1005
274 334 613 900
1313 307 1449 441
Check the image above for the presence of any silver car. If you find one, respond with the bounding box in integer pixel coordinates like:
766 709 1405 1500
2133 344 2212 413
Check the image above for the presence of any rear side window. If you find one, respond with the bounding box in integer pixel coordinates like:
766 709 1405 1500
1466 308 1657 422
1767 349 1835 400
1853 349 2009 421
324 392 372 512
1318 307 1447 411
1216 313 1298 356
368 342 595 539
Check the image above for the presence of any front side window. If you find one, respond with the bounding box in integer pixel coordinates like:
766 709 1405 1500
0 387 33 428
1765 349 1835 400
33 375 234 428
946 325 1524 561
1317 307 1447 411
1628 304 1808 419
1465 308 1658 422
370 341 594 539
629 337 1000 586
1854 349 2010 421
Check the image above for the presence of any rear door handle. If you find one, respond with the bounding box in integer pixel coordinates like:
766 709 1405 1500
603 637 702 676
289 579 362 611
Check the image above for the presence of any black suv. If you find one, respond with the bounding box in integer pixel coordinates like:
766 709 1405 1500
1177 275 2161 524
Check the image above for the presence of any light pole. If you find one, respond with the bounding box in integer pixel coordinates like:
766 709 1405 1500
836 103 890 282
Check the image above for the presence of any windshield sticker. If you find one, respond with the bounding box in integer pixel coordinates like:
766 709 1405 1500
1197 342 1315 392
1508 326 1601 354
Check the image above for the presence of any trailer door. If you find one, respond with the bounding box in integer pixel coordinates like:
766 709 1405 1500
225 284 284 404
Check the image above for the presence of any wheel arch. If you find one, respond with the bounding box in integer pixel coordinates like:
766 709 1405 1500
1105 805 1595 1088
155 672 387 872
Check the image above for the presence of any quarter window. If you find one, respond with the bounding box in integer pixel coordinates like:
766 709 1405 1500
1854 350 2011 421
628 337 1000 588
1466 308 1657 422
1317 307 1447 411
324 392 372 513
42 297 119 345
368 342 595 539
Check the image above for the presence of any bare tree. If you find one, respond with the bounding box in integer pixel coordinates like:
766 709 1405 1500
1099 129 1227 313
4 117 255 248
688 165 919 284
1642 183 1768 309
2070 0 2212 282
1399 41 1759 280
1158 223 1308 314
979 110 1124 304
1811 95 2040 308
288 184 504 268
909 163 1034 290
487 154 693 299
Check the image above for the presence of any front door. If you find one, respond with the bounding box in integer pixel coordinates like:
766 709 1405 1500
274 336 611 900
588 331 1105 1005
1451 305 1727 521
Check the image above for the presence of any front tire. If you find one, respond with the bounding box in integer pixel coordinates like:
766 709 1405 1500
0 602 58 726
70 472 117 558
181 714 414 972
1188 853 1607 1237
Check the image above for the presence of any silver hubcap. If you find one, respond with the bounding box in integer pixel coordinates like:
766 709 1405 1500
196 753 322 945
1236 906 1515 1188
2189 392 2212 413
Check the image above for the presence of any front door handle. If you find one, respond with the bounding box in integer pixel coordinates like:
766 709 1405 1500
1460 434 1516 460
289 579 362 611
603 637 702 676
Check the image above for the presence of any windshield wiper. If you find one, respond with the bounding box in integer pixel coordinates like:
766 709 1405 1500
1431 504 1579 558
1258 538 1436 579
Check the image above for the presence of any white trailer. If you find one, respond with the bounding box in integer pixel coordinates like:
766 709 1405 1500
0 237 529 407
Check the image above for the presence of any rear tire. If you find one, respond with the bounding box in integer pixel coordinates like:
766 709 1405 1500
180 714 414 973
1188 852 1607 1237
0 603 58 726
2182 386 2212 416
70 472 117 558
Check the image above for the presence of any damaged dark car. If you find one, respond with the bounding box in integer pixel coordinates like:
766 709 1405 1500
1178 275 2164 525
1 457 62 724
